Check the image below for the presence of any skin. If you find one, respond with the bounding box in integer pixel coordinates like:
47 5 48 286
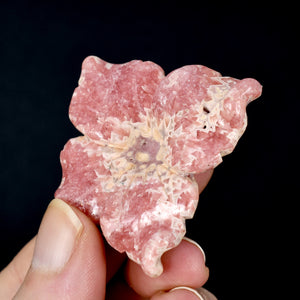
0 170 217 299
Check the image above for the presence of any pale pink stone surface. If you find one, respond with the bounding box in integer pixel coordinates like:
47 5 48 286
55 56 262 277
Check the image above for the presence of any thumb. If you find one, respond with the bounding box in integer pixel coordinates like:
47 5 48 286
14 199 106 300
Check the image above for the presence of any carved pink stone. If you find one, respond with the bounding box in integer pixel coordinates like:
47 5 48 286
55 56 262 277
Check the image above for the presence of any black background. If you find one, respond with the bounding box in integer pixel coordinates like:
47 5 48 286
0 1 297 299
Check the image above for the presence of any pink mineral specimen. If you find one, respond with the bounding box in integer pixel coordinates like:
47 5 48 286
55 56 262 277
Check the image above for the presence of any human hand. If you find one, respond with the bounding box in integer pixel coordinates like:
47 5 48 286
0 171 217 299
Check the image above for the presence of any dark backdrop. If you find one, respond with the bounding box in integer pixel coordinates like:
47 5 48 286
0 1 297 299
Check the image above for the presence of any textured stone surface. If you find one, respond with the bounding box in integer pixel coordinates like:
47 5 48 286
55 56 262 277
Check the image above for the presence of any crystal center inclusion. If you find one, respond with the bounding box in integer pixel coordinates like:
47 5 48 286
125 136 163 167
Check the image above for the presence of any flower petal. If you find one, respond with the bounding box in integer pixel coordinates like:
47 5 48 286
155 66 262 173
69 56 165 144
54 136 111 222
154 64 221 117
99 174 199 277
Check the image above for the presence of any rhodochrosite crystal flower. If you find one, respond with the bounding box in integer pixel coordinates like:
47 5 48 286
55 56 262 277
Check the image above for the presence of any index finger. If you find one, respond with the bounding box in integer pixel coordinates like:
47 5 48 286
125 238 209 298
194 169 214 195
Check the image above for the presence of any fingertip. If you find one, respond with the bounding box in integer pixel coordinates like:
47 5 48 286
196 287 218 300
194 169 214 194
125 236 209 298
182 237 206 263
30 199 84 274
14 199 106 299
152 287 204 300
170 286 205 299
151 286 217 300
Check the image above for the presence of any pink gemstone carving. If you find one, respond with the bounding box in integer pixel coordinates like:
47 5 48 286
55 56 262 277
